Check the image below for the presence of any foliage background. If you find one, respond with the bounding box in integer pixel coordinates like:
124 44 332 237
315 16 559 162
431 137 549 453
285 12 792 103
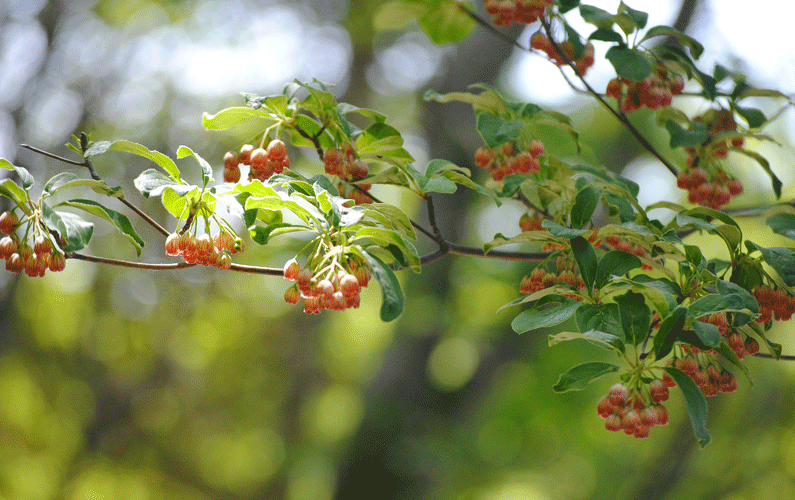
1 0 795 498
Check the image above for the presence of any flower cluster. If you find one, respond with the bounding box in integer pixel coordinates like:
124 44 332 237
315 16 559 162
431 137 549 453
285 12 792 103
606 66 684 113
597 382 670 439
324 143 369 182
672 347 740 396
164 229 244 269
0 210 66 276
754 285 795 323
475 140 545 181
283 255 371 314
484 0 553 26
677 168 743 209
519 255 586 298
223 140 291 183
530 33 595 75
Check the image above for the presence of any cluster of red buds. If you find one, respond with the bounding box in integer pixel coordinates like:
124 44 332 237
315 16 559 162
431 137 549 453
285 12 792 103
754 285 795 323
606 65 685 113
696 312 758 360
686 108 744 161
519 255 586 298
597 381 670 439
672 346 740 396
0 210 66 276
223 140 291 183
283 255 371 314
324 143 369 181
475 140 545 181
484 0 553 26
677 168 743 209
530 33 595 75
600 233 654 270
165 229 244 269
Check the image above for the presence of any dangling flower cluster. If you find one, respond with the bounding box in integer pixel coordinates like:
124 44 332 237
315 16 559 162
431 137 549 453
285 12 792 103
686 108 744 161
324 143 374 205
696 312 757 359
519 255 586 298
223 140 291 184
672 346 740 397
0 210 66 276
475 140 545 181
530 33 595 75
754 285 795 323
597 382 670 439
164 228 244 270
484 0 553 26
282 254 371 314
677 168 743 209
606 64 684 113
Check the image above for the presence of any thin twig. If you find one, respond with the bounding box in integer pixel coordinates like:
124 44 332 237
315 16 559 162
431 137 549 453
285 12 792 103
20 144 86 167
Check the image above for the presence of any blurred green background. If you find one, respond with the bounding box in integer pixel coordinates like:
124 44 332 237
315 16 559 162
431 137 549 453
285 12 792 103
2 0 795 499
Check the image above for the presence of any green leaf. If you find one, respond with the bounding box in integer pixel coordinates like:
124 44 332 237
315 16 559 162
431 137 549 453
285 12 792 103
570 186 602 229
417 0 476 44
553 362 619 392
734 106 767 129
653 306 687 359
690 321 721 349
541 220 589 239
618 2 647 30
664 120 710 148
548 330 624 352
589 27 623 42
731 148 781 199
476 112 524 148
571 236 597 291
766 213 795 241
161 186 198 220
640 25 703 58
595 250 642 289
511 295 582 334
201 106 276 130
688 279 759 321
361 251 405 322
575 303 623 340
0 178 29 206
42 172 124 198
87 140 181 182
134 169 194 199
373 1 431 30
40 201 94 252
0 159 34 190
579 4 614 26
57 199 144 256
605 45 652 81
665 367 710 447
177 145 214 187
437 170 502 206
614 291 651 345
747 242 795 287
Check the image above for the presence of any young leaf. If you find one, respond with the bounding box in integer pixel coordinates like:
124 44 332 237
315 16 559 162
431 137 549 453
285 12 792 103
547 330 624 352
201 106 277 131
134 169 194 199
734 106 767 129
553 362 619 392
87 140 181 182
542 220 589 239
618 2 648 30
42 172 124 198
575 303 623 340
57 199 145 256
730 148 782 199
639 25 704 58
571 236 597 291
511 295 582 334
0 178 29 207
665 367 710 448
0 159 34 190
177 145 214 187
361 250 405 322
41 201 94 252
